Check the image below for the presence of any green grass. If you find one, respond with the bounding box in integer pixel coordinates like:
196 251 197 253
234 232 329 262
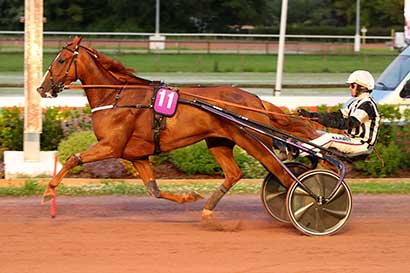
349 182 410 194
1 179 409 197
0 51 397 74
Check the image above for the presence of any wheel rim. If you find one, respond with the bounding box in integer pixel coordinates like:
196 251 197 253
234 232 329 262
287 170 352 236
261 162 309 224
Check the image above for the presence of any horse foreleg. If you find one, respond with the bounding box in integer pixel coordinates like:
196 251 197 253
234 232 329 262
132 159 203 203
202 140 243 220
42 140 124 203
42 154 82 203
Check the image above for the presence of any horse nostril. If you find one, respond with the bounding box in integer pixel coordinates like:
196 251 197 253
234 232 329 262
37 86 44 93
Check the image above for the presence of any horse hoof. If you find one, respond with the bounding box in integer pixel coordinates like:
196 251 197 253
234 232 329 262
41 187 55 204
201 215 224 231
200 213 242 232
190 191 204 202
41 194 53 205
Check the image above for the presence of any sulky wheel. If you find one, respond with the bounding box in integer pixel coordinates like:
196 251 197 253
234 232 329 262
286 170 352 236
261 162 310 223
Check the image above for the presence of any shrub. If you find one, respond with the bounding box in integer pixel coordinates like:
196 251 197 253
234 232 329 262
0 106 92 152
2 104 410 179
169 141 222 175
354 142 402 178
0 107 23 151
121 160 138 177
233 147 267 178
355 104 410 176
41 107 65 151
57 130 97 174
168 141 267 178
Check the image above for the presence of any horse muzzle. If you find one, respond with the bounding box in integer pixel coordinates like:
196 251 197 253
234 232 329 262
37 86 58 98
36 86 47 98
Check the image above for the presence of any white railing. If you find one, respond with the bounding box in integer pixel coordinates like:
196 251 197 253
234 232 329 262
0 30 392 40
0 31 393 54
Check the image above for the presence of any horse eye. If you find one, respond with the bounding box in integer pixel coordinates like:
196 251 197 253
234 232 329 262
58 58 65 64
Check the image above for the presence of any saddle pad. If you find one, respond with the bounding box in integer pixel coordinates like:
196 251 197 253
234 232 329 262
153 87 179 117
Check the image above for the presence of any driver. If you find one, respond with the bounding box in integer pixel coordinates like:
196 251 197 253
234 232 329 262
298 70 380 155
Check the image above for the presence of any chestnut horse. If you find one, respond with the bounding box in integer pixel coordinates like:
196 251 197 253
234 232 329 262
37 36 318 220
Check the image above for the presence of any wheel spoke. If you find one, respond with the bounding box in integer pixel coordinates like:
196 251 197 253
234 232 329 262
294 185 312 197
288 170 352 236
293 201 315 221
265 191 286 202
319 174 327 197
326 183 346 202
315 207 324 232
321 207 348 219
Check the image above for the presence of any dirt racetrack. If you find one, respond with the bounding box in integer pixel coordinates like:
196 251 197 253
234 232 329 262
1 194 409 273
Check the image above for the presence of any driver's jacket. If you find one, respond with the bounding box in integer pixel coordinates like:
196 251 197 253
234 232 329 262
317 93 380 146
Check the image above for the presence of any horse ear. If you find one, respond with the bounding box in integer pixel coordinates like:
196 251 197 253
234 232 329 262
72 36 83 47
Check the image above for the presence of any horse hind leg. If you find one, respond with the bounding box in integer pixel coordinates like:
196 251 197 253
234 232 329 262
202 138 243 220
132 158 203 203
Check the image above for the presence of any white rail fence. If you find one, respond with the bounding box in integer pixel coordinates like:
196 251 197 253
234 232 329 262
0 31 394 54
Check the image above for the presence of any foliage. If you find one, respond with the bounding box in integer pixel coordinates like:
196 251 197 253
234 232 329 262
316 104 409 178
41 107 65 151
354 142 402 178
168 141 266 178
57 130 97 174
352 104 410 177
0 107 23 151
169 141 222 175
233 147 267 178
0 0 405 33
1 104 410 178
0 106 92 152
121 160 139 177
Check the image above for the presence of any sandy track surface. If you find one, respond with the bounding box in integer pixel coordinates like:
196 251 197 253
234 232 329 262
1 194 409 273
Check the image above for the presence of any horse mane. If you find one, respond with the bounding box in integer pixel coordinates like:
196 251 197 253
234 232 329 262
85 46 151 85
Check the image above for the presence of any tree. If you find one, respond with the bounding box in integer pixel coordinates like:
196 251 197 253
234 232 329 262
0 0 406 33
0 0 24 30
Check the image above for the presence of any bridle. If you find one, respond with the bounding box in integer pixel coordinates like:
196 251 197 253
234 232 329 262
47 44 80 97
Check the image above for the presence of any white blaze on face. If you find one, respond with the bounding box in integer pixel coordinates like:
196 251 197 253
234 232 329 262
39 51 62 87
39 51 63 97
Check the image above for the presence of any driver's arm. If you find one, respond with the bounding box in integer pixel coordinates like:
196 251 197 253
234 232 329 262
317 110 361 129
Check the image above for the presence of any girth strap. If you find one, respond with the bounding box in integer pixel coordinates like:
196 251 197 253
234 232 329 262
151 86 167 155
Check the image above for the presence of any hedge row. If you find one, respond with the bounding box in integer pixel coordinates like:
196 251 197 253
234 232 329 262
0 106 92 152
1 105 409 177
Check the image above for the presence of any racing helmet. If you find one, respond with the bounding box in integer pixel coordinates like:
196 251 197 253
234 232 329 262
346 70 375 90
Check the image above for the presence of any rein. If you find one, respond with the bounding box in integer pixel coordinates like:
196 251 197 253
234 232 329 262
64 84 301 119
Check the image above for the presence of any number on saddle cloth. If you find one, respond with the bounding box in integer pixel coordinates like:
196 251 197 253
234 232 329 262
153 87 179 117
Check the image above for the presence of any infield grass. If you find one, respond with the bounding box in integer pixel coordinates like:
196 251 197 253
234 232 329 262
0 51 396 74
0 179 409 197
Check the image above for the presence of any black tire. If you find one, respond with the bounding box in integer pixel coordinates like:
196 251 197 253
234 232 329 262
286 170 352 236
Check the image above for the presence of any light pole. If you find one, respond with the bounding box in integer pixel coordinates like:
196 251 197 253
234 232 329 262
354 0 361 52
155 0 160 35
274 0 288 96
149 0 165 50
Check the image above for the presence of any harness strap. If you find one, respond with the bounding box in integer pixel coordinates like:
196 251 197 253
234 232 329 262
91 104 151 113
373 146 385 167
91 105 114 113
151 86 166 155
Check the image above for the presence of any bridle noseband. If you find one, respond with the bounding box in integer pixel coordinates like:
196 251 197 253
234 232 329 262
48 45 80 96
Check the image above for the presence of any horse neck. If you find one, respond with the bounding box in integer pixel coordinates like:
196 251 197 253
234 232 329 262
77 60 126 109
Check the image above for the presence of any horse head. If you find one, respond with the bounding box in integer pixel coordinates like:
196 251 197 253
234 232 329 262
37 36 83 98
